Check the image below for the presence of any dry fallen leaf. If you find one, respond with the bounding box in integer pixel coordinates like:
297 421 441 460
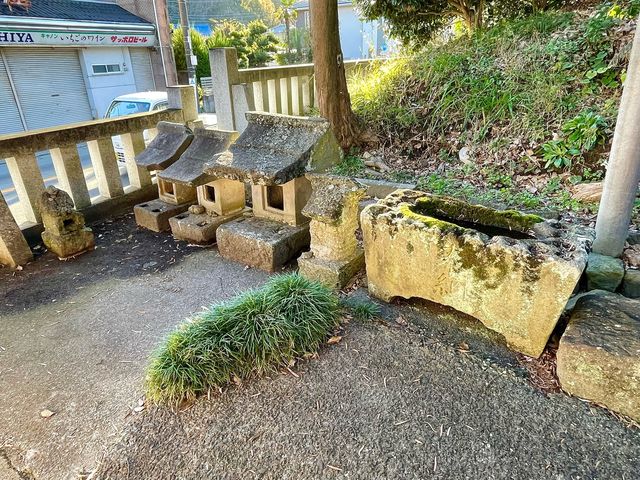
133 406 145 413
395 315 408 326
457 342 470 353
327 336 343 345
40 409 55 418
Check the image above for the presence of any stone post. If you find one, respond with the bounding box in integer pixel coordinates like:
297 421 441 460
209 48 240 131
167 85 199 125
593 15 640 257
0 191 32 268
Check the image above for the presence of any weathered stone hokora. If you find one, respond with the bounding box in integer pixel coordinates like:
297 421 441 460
557 291 640 422
298 174 366 289
38 186 95 259
361 190 589 358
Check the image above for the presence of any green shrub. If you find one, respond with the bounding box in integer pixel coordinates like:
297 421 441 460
332 155 366 177
146 273 340 405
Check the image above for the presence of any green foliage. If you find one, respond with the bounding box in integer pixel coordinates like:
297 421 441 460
146 273 340 405
540 111 608 170
355 0 565 47
276 28 313 65
332 155 365 177
343 298 381 321
171 20 279 79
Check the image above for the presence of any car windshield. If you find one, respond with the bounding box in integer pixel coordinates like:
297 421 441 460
106 101 151 118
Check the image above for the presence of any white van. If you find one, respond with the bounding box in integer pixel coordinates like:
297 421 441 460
105 91 169 162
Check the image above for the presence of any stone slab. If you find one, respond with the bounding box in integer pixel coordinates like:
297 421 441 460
361 190 589 358
354 178 417 199
42 229 95 259
586 252 625 292
557 291 640 422
0 191 32 268
621 269 640 298
134 199 193 233
203 112 341 186
217 216 310 272
298 250 364 290
169 209 247 245
158 128 238 187
135 122 193 171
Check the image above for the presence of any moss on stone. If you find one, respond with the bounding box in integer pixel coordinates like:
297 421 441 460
409 195 543 235
397 204 468 236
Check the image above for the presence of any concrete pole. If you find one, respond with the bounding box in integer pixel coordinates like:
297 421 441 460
593 16 640 257
178 0 196 87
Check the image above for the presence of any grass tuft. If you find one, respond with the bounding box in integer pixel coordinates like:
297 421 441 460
145 273 341 405
343 298 382 321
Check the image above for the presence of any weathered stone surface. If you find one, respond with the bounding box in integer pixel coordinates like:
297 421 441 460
0 191 32 268
203 112 342 186
299 174 366 289
38 187 94 259
158 128 238 187
557 291 640 422
157 179 197 206
217 216 310 272
355 177 417 200
586 253 625 292
251 177 312 227
135 122 193 171
628 230 640 245
169 208 247 245
134 199 193 232
361 190 589 357
198 179 246 217
621 269 640 298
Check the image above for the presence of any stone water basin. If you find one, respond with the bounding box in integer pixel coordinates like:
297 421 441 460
361 190 590 357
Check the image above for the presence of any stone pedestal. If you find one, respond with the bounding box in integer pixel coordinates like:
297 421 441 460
298 174 366 289
38 186 94 259
557 291 640 422
217 216 310 272
134 199 193 233
169 206 248 245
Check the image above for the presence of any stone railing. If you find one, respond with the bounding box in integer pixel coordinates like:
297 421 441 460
209 48 376 132
0 86 198 239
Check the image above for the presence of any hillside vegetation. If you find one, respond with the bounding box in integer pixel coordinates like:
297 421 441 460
348 1 640 222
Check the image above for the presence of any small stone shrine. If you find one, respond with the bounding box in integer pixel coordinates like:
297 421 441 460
158 128 242 244
203 112 341 272
298 174 366 289
133 122 196 232
38 186 95 259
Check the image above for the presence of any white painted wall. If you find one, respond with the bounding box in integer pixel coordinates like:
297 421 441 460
80 47 138 117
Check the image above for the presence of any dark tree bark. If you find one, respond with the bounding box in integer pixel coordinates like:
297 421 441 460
309 0 360 150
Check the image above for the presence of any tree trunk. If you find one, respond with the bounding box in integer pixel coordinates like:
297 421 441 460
285 16 291 54
593 15 640 257
309 0 360 150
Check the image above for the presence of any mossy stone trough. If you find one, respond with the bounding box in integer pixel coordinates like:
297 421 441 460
361 190 590 357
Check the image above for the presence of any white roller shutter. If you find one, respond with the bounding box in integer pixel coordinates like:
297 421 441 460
0 49 24 135
129 48 155 92
3 48 93 131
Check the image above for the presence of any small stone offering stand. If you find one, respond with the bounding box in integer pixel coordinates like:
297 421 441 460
38 186 95 259
133 122 196 232
157 128 241 244
298 174 366 289
203 112 341 272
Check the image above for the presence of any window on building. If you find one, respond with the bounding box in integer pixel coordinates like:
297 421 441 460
92 64 122 75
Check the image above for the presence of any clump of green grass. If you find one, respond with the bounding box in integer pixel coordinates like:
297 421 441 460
146 273 341 405
332 154 366 176
343 298 381 321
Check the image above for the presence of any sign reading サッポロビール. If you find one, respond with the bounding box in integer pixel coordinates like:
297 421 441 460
0 30 156 47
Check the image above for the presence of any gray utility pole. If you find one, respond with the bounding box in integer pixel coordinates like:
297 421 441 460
593 15 640 257
178 0 196 87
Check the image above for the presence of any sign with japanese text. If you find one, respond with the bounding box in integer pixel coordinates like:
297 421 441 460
0 29 156 47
